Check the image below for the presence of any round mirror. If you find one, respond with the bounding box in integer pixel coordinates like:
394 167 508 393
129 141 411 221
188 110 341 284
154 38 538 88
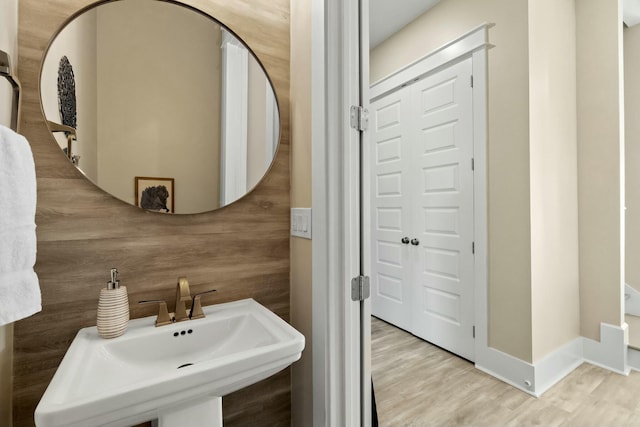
40 0 280 214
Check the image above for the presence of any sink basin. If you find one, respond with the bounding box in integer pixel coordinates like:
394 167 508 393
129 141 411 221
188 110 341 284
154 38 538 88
35 298 305 427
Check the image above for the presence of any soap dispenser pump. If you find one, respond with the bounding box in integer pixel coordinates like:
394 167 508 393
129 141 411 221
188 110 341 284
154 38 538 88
97 267 129 339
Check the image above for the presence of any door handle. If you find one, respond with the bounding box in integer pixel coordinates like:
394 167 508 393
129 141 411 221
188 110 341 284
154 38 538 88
401 237 410 244
411 238 420 246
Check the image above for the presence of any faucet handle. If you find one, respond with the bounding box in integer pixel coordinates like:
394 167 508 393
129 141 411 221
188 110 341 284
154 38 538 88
139 299 173 327
189 289 217 320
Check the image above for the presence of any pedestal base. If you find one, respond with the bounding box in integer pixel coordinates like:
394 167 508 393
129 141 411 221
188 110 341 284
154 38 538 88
157 396 222 427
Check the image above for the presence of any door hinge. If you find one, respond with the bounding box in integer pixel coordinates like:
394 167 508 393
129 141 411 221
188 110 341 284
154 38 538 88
473 325 476 338
470 75 474 88
351 275 371 301
471 157 475 171
472 241 475 254
350 105 369 132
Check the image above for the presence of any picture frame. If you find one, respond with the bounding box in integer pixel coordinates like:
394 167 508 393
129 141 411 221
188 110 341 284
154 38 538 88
134 176 175 213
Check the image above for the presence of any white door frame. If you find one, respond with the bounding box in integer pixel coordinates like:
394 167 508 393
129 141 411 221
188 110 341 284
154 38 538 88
311 6 493 426
311 0 363 425
359 0 372 425
220 30 248 205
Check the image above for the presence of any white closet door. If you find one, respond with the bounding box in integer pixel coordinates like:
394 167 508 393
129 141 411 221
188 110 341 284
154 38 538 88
370 87 413 332
410 57 475 361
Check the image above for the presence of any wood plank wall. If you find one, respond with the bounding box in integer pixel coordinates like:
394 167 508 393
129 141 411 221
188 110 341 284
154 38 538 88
13 0 291 426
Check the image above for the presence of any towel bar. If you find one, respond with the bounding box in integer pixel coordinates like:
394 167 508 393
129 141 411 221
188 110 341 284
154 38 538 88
0 49 22 132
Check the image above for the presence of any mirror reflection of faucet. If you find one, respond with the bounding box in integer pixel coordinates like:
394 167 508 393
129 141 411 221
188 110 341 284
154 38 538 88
138 277 216 327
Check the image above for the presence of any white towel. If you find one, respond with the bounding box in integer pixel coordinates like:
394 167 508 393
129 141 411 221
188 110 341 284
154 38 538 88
0 124 41 325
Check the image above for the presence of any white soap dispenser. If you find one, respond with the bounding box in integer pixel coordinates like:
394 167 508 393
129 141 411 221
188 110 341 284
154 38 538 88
97 267 129 339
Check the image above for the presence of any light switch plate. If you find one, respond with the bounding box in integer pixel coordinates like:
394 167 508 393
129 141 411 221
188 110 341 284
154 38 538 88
291 208 312 239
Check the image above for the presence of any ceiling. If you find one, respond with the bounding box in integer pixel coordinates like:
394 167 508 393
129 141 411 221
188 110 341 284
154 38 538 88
369 0 440 49
370 0 640 48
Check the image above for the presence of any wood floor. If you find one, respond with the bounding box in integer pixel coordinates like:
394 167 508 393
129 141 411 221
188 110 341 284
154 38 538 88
372 316 640 427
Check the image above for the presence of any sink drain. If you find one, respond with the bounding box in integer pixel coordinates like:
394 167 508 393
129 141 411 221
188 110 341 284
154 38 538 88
177 363 194 369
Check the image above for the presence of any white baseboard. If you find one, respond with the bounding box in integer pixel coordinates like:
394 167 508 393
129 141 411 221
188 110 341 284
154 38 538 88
532 338 583 396
475 322 629 396
582 322 629 375
475 347 536 396
625 284 640 316
627 346 640 371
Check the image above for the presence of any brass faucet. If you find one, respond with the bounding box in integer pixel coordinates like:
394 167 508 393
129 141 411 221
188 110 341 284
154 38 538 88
174 277 191 322
139 277 216 327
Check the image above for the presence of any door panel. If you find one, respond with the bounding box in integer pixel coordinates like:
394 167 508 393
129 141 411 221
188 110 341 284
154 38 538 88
370 88 412 331
411 57 475 361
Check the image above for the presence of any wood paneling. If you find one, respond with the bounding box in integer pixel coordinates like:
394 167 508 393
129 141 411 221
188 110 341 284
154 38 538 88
13 0 291 425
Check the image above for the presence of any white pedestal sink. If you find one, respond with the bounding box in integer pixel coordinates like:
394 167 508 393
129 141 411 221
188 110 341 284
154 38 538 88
34 298 305 427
